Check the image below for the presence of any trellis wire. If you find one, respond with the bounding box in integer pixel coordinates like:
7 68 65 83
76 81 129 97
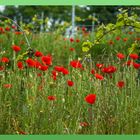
0 15 31 49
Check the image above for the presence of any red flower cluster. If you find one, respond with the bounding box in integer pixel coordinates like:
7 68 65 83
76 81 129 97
85 94 96 105
80 122 89 127
17 61 24 70
82 26 86 32
35 51 43 57
94 73 104 80
117 81 125 88
96 63 104 69
51 70 58 80
135 37 140 41
11 25 16 29
26 58 35 67
39 65 48 71
117 53 125 60
91 69 95 75
0 66 4 71
70 38 74 42
41 55 52 65
54 66 69 75
76 39 80 43
129 54 139 60
123 38 128 42
18 131 26 135
1 57 9 63
47 95 56 101
0 27 5 34
69 47 75 51
102 66 117 74
12 45 21 52
67 80 74 87
15 31 22 35
3 84 12 88
125 60 132 66
70 60 82 69
116 36 121 41
128 31 133 35
133 62 140 69
5 27 10 31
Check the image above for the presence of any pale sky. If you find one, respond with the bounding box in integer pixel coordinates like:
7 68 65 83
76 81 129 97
0 6 5 11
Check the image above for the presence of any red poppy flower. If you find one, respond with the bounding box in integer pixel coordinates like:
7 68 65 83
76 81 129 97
15 31 22 35
117 81 125 88
11 25 16 29
52 70 58 77
35 51 43 57
5 27 10 31
123 38 128 42
129 54 139 60
1 57 9 63
62 68 69 75
96 63 104 69
125 60 132 66
135 38 140 41
18 131 26 135
0 66 4 71
3 84 12 88
70 38 74 42
117 53 125 59
12 45 21 52
70 60 82 69
0 27 4 33
47 95 56 101
37 73 42 77
41 55 52 65
82 26 86 32
39 65 48 71
17 61 24 70
67 80 74 87
54 66 64 72
133 62 140 69
91 69 95 75
52 75 57 80
69 47 75 51
83 31 89 36
26 58 35 67
95 73 104 80
116 36 121 41
76 39 80 43
128 31 133 35
102 66 117 74
34 60 41 69
85 94 96 105
63 38 67 41
80 122 89 127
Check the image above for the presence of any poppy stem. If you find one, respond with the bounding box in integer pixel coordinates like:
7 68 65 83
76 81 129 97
89 104 93 127
4 63 7 79
13 51 16 71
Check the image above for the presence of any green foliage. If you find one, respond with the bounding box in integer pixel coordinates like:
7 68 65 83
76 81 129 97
83 9 140 59
128 41 140 54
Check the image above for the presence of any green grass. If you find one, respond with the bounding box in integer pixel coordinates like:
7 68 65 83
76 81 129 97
0 26 140 134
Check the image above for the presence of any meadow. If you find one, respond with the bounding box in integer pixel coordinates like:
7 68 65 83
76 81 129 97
0 10 140 134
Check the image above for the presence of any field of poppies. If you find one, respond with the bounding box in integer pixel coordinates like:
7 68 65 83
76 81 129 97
1 10 140 135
